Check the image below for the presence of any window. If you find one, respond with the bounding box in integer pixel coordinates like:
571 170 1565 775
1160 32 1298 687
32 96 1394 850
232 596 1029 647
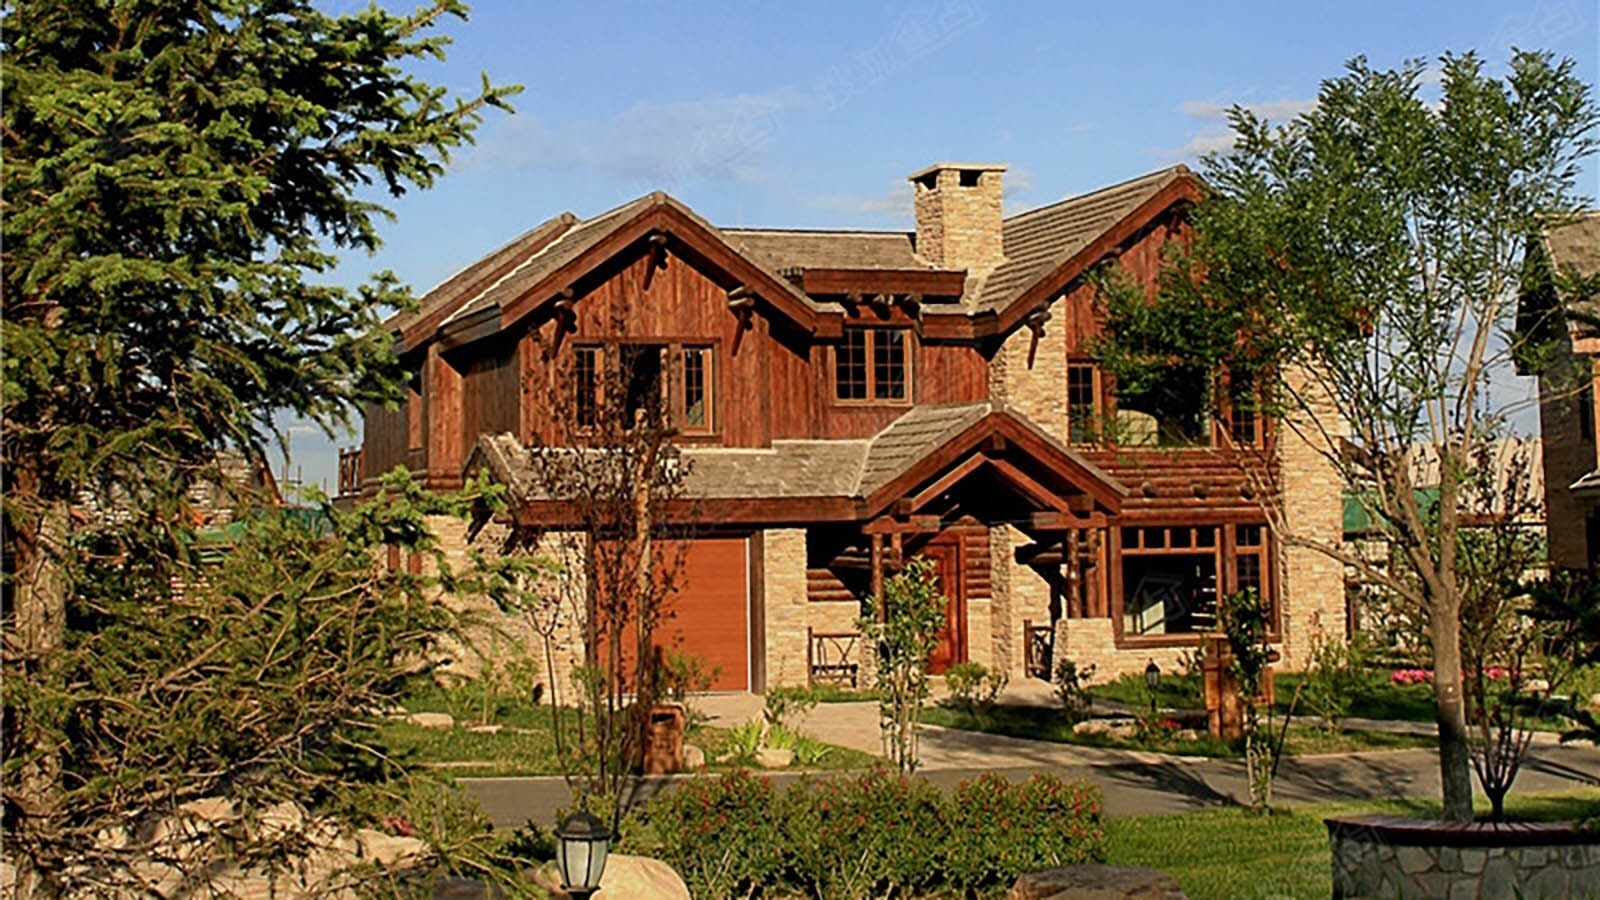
573 342 715 433
835 328 911 402
1112 365 1210 447
1121 526 1220 637
1119 523 1273 639
574 346 599 428
1226 369 1261 447
682 345 712 432
1067 362 1099 444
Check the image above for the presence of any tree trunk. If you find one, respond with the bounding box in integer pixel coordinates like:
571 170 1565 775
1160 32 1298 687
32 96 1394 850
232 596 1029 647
7 499 70 899
1432 604 1475 822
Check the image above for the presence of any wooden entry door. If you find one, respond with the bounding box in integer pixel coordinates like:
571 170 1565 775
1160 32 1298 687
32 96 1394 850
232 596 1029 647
919 537 967 675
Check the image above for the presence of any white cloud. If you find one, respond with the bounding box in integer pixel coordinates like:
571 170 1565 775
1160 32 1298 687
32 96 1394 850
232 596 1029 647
1170 94 1317 160
464 89 813 187
807 180 914 222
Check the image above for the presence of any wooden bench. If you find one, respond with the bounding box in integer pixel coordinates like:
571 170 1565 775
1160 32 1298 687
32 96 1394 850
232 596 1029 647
807 628 861 688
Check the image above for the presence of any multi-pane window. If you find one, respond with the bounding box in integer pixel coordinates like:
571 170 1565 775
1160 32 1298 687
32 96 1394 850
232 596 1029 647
682 345 712 432
1112 365 1209 447
1067 362 1099 444
835 328 910 402
573 342 714 432
1227 370 1260 447
1120 523 1274 639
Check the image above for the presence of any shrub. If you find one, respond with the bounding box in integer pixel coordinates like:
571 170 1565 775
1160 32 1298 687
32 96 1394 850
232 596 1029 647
1302 633 1369 733
642 770 785 900
657 650 721 729
644 769 1106 900
764 685 820 730
945 661 1009 723
1054 658 1096 723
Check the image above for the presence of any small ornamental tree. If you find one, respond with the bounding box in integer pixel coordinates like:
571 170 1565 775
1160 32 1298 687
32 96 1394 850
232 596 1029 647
1092 51 1597 821
861 557 948 774
1219 587 1298 812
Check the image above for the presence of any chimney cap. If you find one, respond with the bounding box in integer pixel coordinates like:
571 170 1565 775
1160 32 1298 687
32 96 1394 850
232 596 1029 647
906 161 1009 183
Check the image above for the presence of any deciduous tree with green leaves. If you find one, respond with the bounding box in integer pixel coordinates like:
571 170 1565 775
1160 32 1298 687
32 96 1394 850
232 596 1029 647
2 1 520 894
1092 51 1596 821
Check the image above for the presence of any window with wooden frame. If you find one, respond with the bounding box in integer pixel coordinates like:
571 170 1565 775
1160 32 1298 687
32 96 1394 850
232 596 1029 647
835 327 911 403
1118 523 1276 641
1066 361 1100 444
572 342 716 433
1224 369 1262 448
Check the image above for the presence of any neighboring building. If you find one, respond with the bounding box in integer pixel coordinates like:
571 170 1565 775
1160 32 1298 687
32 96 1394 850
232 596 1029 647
1523 212 1600 572
341 163 1346 695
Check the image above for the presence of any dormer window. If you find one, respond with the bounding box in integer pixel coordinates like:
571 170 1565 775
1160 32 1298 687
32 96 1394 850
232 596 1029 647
835 327 910 403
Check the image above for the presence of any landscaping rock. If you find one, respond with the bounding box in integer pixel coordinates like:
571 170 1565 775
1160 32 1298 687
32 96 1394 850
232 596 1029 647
755 747 794 769
405 712 456 729
1072 719 1140 741
681 743 706 770
533 854 690 900
1011 864 1187 900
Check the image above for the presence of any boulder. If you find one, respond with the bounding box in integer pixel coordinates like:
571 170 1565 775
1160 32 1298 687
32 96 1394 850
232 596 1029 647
681 743 706 770
405 712 456 729
355 828 430 867
755 747 794 769
467 724 503 735
1011 865 1188 900
533 855 690 900
1072 720 1139 741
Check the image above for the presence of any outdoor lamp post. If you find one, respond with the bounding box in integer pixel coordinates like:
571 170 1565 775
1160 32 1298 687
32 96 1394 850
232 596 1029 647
1144 660 1160 718
555 808 611 900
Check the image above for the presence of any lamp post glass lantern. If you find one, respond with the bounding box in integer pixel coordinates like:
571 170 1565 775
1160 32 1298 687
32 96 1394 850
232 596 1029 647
1144 660 1160 717
556 808 611 898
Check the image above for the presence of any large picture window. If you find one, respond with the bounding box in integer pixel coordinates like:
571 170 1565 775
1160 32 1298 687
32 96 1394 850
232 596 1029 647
835 328 910 402
1112 365 1209 447
1119 523 1274 640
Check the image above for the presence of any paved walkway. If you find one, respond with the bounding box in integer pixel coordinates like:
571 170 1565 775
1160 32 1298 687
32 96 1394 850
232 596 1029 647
460 692 1600 829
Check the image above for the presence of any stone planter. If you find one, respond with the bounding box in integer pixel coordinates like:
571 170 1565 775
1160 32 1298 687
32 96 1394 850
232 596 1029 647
1326 814 1600 900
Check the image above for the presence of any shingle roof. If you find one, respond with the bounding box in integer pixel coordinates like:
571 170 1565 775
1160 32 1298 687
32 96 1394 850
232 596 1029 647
724 229 931 274
387 213 576 337
1548 211 1600 276
683 441 870 497
974 166 1190 313
857 402 994 495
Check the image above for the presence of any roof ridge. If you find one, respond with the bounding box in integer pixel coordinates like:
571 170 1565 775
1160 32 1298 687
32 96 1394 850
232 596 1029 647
1003 165 1191 224
724 226 915 237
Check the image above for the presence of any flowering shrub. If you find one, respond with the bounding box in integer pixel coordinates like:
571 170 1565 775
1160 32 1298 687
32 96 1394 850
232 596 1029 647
640 769 1105 900
1390 668 1434 686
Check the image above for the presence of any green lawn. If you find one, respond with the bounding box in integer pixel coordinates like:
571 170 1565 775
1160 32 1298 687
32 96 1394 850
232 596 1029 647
373 697 876 777
920 704 1435 757
1107 792 1600 900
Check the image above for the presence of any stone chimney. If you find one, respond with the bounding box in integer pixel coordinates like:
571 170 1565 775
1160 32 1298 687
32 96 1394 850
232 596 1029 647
909 162 1008 272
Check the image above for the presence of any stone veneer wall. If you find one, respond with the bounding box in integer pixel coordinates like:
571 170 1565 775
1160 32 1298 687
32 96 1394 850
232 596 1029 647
1275 366 1349 668
425 515 587 706
1327 816 1600 900
761 528 864 689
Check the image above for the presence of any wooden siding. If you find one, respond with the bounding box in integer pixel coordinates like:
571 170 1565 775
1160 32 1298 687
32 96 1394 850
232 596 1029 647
457 337 520 443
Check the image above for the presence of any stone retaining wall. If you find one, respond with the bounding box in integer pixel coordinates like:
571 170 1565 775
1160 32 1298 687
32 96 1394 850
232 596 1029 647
1327 815 1600 900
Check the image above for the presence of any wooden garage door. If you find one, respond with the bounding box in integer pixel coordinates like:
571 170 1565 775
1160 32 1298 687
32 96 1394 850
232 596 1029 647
654 537 750 692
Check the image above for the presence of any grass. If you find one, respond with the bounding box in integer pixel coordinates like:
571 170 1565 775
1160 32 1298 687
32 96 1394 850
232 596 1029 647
373 693 875 777
919 703 1436 757
1106 791 1600 900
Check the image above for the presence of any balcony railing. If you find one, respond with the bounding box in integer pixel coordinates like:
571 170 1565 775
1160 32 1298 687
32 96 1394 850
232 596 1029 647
337 447 363 498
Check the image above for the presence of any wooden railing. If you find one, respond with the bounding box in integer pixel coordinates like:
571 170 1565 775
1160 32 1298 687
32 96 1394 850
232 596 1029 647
337 447 363 498
807 628 861 688
1023 619 1054 681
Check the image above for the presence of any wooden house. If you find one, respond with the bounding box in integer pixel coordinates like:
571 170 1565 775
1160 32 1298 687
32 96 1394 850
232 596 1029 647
341 163 1346 693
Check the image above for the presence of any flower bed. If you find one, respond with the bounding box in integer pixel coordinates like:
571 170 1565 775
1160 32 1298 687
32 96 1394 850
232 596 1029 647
1326 814 1599 900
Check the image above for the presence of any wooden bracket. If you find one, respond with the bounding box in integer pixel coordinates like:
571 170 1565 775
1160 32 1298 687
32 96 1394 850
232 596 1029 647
1024 306 1052 368
549 288 577 349
728 286 756 355
901 292 923 321
643 232 669 290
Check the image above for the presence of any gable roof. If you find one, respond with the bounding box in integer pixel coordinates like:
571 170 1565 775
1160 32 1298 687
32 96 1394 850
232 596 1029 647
397 165 1205 351
974 166 1198 319
1548 211 1600 275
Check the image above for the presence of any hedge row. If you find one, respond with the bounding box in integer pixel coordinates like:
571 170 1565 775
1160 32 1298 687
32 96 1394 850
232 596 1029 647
634 769 1105 900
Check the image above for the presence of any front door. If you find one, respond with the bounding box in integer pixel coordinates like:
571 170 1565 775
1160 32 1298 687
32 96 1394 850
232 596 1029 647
920 536 967 675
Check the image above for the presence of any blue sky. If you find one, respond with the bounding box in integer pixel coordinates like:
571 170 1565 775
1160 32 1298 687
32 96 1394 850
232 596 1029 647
282 0 1600 496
